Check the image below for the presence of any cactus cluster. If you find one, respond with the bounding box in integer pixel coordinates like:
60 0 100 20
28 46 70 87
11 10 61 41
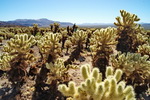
114 10 140 27
90 27 118 77
0 10 149 100
2 34 36 83
110 52 150 87
46 59 78 84
115 10 148 52
137 37 150 58
7 34 36 54
1 34 36 69
58 64 135 100
50 22 60 33
30 24 39 36
90 27 118 53
0 29 14 39
37 32 61 61
69 30 87 47
138 44 150 57
66 24 78 36
64 30 87 65
0 53 13 70
60 30 68 49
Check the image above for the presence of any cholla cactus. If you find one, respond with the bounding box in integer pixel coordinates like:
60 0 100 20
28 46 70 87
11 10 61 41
66 24 78 36
65 39 72 54
61 30 68 49
110 52 150 83
58 64 135 100
114 10 140 27
0 29 14 39
85 29 93 49
90 27 118 77
0 53 13 70
90 27 118 53
110 52 150 95
2 34 36 84
6 34 36 54
70 30 87 47
34 32 62 98
46 59 69 83
46 59 78 84
2 34 36 65
114 10 148 52
37 32 61 61
72 24 78 33
138 44 150 57
64 30 87 65
50 22 60 33
0 36 3 43
31 24 39 36
137 38 150 58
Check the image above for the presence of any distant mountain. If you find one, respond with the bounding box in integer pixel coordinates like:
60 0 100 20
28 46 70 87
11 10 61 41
0 18 73 27
0 19 150 29
141 23 150 30
78 23 150 29
78 23 115 28
0 21 23 27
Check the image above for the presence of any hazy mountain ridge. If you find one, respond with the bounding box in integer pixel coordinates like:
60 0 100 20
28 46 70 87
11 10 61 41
77 23 116 28
78 23 150 29
0 19 150 29
0 18 73 27
0 21 23 27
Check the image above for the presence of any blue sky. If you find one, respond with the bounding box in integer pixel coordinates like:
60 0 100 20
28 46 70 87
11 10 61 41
0 0 150 24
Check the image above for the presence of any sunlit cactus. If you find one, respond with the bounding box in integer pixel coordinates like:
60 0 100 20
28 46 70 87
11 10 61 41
31 24 39 36
114 10 148 52
0 53 13 70
50 22 60 33
70 30 87 46
6 34 36 54
66 24 78 36
90 27 118 53
85 29 93 49
2 34 36 64
137 37 150 58
64 30 87 65
37 32 61 61
1 34 36 84
138 44 150 57
60 30 68 49
33 32 62 99
0 31 14 39
110 52 150 82
0 36 3 43
46 59 78 84
90 27 118 77
110 52 150 95
64 39 72 54
114 10 140 27
58 64 135 100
